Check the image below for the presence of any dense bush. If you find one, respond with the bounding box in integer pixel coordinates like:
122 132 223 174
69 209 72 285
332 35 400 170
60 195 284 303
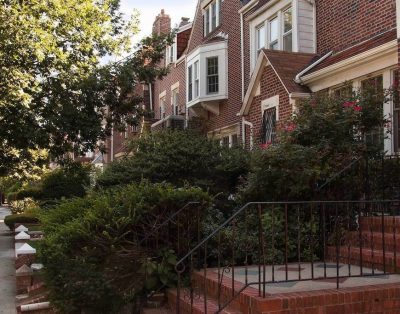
96 130 250 196
40 181 211 313
4 213 40 230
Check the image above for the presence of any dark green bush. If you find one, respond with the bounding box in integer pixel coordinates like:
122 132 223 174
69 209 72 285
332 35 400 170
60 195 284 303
96 130 250 195
4 214 40 230
40 181 211 313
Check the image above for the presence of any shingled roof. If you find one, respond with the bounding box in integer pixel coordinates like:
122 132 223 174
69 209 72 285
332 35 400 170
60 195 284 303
304 29 397 76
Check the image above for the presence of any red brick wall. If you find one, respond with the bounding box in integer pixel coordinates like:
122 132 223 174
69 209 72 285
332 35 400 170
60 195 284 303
152 9 171 36
153 60 187 118
245 65 290 147
316 0 397 54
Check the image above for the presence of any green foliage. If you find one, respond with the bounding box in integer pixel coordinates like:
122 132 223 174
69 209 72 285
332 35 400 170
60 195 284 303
4 214 40 230
240 87 391 202
96 130 250 195
40 181 210 313
8 198 39 215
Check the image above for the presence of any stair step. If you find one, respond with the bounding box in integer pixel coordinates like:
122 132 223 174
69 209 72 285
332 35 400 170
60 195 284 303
326 246 400 272
360 216 400 233
347 231 400 252
167 288 243 314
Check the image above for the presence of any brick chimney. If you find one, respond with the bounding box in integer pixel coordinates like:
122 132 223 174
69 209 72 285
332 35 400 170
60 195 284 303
179 17 190 28
152 9 171 35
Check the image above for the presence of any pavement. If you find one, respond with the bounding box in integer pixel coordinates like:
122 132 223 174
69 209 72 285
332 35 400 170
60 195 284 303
0 206 16 314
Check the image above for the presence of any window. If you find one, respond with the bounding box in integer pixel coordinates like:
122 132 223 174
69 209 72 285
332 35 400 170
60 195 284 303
160 97 166 119
194 61 199 98
269 17 278 50
261 107 277 144
207 57 219 94
256 24 266 55
333 85 353 99
393 70 400 152
166 43 176 64
231 134 239 147
171 88 179 115
188 66 193 101
362 75 384 150
283 7 292 52
221 136 230 147
204 0 221 36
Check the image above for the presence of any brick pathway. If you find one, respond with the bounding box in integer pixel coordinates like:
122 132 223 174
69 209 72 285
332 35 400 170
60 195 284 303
0 206 16 314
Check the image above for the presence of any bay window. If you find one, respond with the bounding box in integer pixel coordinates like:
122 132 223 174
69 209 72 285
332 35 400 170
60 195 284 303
194 61 199 98
283 7 293 52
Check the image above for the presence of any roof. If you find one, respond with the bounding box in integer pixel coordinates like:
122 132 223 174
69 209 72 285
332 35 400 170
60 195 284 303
263 49 318 94
240 49 317 116
305 29 397 75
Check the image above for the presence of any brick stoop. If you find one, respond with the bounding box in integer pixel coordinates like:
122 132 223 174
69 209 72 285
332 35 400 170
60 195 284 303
167 270 400 314
327 216 400 273
167 273 400 314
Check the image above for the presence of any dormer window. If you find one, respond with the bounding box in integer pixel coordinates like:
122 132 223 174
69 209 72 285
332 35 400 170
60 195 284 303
204 0 221 36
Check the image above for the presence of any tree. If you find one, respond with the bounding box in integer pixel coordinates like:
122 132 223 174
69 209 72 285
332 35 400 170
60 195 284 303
0 1 173 175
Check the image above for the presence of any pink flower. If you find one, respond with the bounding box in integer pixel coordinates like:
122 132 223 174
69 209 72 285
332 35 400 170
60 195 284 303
260 141 272 149
343 101 357 108
285 122 297 132
353 105 362 112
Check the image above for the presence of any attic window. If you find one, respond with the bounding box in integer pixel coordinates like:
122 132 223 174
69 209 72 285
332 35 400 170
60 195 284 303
204 0 221 36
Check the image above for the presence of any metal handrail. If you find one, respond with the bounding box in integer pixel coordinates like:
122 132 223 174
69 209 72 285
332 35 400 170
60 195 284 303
139 201 201 245
175 199 394 267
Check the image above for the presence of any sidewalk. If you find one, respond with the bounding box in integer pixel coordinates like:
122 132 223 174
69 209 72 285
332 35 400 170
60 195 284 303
0 206 16 314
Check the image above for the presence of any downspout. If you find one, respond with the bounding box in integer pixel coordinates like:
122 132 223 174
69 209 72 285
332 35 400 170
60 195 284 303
240 12 245 101
149 83 153 112
21 302 51 312
294 51 333 84
242 117 254 150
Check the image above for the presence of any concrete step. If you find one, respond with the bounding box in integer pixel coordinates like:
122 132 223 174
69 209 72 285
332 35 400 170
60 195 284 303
326 246 400 273
346 231 400 252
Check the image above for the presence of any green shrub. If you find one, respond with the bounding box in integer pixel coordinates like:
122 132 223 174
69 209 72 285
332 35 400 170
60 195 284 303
9 198 39 214
40 181 211 313
4 214 40 230
96 130 250 195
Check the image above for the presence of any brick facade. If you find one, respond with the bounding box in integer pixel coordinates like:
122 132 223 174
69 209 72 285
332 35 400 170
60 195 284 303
316 0 397 55
103 0 400 162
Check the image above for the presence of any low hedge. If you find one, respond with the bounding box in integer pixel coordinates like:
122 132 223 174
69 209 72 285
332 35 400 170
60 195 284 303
4 214 40 230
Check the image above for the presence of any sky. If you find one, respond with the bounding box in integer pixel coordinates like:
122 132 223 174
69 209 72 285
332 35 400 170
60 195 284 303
121 0 198 45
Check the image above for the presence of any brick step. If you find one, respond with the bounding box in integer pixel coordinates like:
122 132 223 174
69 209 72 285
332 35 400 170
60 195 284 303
167 288 243 314
326 246 400 273
346 231 400 252
360 216 400 233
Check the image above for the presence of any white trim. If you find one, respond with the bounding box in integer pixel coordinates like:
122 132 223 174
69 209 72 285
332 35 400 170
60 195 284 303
397 0 400 38
242 118 254 150
159 90 167 99
383 70 393 154
300 40 397 85
177 22 193 33
261 95 280 121
289 92 311 99
238 0 258 14
171 82 180 91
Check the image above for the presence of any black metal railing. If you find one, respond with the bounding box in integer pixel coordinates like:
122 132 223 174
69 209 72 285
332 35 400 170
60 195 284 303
140 201 206 258
174 200 400 313
316 154 400 201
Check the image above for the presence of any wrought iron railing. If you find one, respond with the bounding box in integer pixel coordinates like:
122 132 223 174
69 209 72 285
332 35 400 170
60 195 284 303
174 200 400 313
316 154 400 201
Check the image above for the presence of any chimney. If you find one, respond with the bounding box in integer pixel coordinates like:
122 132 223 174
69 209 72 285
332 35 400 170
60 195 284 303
152 9 171 35
179 17 190 28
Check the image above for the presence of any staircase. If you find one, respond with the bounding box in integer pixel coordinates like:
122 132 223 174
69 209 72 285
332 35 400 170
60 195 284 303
327 215 400 273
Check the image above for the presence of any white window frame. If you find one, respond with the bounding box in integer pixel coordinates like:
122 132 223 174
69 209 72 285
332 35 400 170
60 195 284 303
261 95 279 144
171 87 179 115
206 56 219 95
166 37 177 65
203 0 221 36
159 91 167 119
194 61 200 98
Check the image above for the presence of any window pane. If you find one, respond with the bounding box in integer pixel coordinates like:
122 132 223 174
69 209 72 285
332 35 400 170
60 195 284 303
284 7 292 33
270 41 278 50
207 57 219 94
188 66 193 101
194 61 199 98
283 32 292 52
211 2 217 30
261 107 276 144
205 9 210 35
269 18 278 44
256 24 265 51
231 134 238 147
